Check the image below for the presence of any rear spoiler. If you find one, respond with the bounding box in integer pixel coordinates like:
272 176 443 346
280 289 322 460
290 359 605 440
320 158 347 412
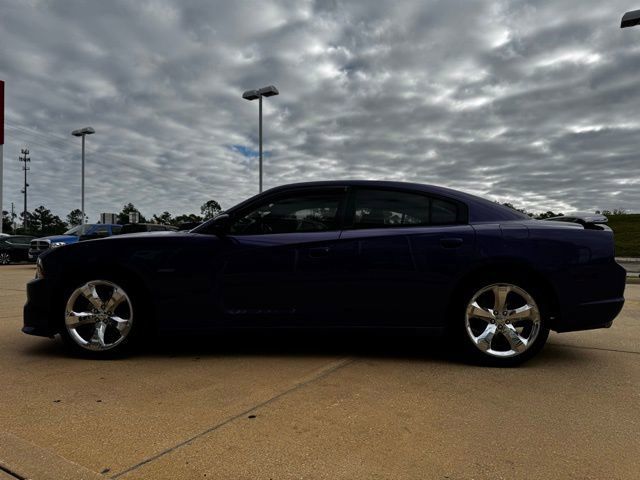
571 213 608 224
546 213 610 230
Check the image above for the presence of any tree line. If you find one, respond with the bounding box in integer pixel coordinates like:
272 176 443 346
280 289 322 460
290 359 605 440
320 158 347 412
500 203 629 219
1 200 222 237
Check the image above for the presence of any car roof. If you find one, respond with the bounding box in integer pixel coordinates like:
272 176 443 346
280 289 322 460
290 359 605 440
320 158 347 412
264 180 462 196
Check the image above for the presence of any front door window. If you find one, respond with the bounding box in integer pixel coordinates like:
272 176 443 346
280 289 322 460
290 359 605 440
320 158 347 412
229 192 342 235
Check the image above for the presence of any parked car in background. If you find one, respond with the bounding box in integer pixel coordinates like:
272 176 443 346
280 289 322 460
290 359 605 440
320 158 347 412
117 223 177 234
24 181 626 366
0 235 35 264
28 224 121 260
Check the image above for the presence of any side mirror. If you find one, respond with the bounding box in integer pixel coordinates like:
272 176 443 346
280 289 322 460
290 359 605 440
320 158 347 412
210 214 230 235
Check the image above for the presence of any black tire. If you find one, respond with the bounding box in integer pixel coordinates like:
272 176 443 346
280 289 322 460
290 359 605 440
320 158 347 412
450 275 550 367
59 275 147 358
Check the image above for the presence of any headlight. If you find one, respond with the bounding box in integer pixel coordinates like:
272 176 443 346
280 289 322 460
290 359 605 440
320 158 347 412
35 258 45 279
50 242 67 248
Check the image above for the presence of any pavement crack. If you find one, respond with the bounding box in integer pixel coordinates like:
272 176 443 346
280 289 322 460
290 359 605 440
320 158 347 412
0 463 27 480
110 356 356 479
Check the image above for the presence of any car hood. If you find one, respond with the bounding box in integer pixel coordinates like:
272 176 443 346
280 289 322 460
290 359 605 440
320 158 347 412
39 231 216 276
34 235 79 243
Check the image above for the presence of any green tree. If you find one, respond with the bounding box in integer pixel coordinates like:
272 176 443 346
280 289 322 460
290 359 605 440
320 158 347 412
117 203 147 224
15 211 35 235
501 202 529 215
29 206 67 236
152 211 173 225
173 213 203 226
200 200 222 220
535 211 563 220
66 209 87 227
2 210 14 234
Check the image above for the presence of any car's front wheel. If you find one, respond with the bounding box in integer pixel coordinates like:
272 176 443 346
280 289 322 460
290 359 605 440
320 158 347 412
456 280 549 366
0 251 11 265
60 279 140 357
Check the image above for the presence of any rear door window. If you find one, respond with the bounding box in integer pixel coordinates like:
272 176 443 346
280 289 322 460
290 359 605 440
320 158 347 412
348 189 463 228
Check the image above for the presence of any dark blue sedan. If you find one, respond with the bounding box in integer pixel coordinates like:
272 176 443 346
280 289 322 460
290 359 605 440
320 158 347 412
23 181 626 366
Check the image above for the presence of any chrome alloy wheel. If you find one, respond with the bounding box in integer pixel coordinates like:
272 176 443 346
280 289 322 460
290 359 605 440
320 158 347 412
0 252 10 265
64 280 133 351
464 283 541 358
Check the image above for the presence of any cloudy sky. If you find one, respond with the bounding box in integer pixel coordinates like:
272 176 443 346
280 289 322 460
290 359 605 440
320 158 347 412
1 0 639 222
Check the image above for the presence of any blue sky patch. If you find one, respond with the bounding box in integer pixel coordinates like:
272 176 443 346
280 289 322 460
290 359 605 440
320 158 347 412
230 145 272 158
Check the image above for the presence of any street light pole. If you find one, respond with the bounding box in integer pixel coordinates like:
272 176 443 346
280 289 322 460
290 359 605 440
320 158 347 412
18 148 30 230
242 85 279 193
71 126 95 224
81 134 85 222
0 80 4 234
259 94 263 193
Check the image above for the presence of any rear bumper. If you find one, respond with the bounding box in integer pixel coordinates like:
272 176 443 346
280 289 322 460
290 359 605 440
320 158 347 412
554 297 624 332
552 261 626 333
23 278 58 337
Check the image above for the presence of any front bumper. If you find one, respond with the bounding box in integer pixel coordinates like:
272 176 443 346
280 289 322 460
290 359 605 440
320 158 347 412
23 278 58 337
28 249 46 260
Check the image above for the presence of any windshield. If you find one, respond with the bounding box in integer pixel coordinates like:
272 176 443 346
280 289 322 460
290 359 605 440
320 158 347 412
64 224 92 235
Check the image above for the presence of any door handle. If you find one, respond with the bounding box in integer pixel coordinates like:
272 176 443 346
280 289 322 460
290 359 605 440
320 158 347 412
308 247 330 258
440 237 463 248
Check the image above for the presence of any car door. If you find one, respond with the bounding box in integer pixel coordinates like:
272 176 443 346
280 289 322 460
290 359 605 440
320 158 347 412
7 236 32 261
218 187 348 327
336 187 476 327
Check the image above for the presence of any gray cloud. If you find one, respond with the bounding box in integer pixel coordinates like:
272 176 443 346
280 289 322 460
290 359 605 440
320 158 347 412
0 0 639 223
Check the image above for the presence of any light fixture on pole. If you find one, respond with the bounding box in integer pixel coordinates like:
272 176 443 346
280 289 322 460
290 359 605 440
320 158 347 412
71 126 95 224
621 9 640 28
242 85 279 193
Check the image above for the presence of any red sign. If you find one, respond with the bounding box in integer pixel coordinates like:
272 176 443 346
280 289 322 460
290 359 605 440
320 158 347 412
0 80 4 145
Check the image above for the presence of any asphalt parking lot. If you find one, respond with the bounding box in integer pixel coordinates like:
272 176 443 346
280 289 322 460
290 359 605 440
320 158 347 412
0 265 638 480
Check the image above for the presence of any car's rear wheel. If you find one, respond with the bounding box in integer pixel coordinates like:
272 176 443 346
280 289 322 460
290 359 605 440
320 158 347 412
61 279 140 357
0 252 11 265
456 280 549 366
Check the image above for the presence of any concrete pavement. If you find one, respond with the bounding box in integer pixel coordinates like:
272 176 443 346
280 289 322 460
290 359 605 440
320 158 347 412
0 264 638 479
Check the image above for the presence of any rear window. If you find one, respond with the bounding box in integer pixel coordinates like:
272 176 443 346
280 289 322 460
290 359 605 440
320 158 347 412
431 198 458 225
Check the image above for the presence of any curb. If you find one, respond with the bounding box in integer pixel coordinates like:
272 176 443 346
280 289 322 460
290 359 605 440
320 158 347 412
616 257 640 263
